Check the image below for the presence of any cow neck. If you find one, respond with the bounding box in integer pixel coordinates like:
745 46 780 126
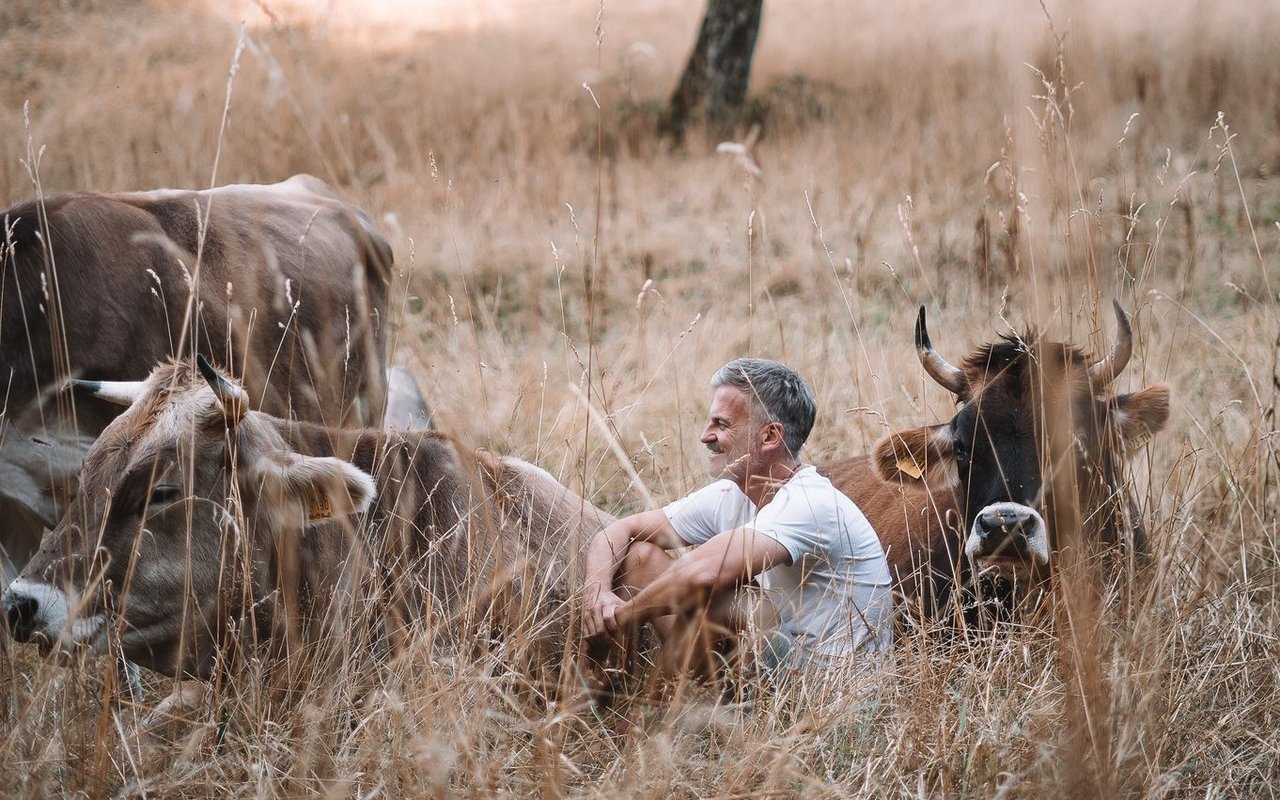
223 417 356 644
265 418 444 477
268 417 367 461
1038 394 1130 553
241 417 477 643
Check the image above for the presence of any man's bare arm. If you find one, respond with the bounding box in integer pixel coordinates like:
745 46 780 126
582 509 686 638
583 509 685 590
612 527 791 631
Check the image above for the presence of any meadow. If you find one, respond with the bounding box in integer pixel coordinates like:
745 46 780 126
1 0 1278 795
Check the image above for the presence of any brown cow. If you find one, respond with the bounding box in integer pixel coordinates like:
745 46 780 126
1 357 611 679
822 302 1170 624
0 175 391 575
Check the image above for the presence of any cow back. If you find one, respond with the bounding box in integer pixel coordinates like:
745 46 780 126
0 175 392 568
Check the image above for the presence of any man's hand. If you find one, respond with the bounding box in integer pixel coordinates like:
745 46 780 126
583 585 628 639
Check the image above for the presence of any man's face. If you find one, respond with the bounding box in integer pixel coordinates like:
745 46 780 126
700 385 758 485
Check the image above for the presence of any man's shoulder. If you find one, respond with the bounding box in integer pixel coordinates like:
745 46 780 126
674 479 747 505
781 465 871 521
784 465 844 498
664 478 752 519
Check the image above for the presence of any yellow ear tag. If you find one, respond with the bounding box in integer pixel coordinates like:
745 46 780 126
896 458 924 480
1127 428 1152 449
308 496 333 522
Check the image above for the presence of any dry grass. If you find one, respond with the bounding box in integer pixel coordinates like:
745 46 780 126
2 0 1279 796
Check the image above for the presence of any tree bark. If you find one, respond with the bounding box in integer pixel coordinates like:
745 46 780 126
663 0 764 142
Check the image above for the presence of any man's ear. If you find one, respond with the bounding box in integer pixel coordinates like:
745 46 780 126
1113 383 1171 452
758 420 788 455
259 452 377 523
872 424 957 488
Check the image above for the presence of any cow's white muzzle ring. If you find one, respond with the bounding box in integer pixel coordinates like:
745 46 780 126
965 502 1049 566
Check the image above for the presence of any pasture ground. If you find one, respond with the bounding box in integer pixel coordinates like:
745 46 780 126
1 0 1278 796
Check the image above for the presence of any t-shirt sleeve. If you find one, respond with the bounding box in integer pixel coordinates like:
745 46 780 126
663 480 754 546
749 483 834 565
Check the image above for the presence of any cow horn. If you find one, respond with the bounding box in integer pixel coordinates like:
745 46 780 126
916 306 969 397
1088 300 1133 387
70 379 145 407
196 354 249 420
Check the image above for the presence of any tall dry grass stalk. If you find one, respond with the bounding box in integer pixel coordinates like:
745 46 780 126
2 0 1279 796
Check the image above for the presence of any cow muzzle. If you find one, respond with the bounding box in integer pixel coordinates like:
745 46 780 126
1 579 104 656
965 502 1049 567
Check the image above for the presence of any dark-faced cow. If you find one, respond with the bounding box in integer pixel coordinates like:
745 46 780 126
0 175 391 574
823 302 1170 624
1 357 611 679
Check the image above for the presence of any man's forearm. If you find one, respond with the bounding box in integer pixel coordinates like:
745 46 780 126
614 559 710 628
614 526 790 628
583 521 634 594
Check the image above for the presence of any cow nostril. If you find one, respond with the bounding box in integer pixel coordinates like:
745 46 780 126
978 511 1003 537
5 595 39 641
978 508 1034 539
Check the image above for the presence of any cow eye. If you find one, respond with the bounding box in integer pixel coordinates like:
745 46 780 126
952 439 970 463
147 485 183 508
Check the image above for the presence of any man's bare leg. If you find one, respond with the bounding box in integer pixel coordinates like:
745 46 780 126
614 541 777 682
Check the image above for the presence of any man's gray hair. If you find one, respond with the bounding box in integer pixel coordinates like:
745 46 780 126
711 358 817 457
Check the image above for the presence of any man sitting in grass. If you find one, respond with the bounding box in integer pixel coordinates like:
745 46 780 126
581 358 892 686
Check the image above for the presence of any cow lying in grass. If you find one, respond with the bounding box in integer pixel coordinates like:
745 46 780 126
2 357 612 689
823 302 1171 625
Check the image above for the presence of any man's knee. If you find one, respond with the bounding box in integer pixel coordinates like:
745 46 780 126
708 584 779 633
618 540 674 593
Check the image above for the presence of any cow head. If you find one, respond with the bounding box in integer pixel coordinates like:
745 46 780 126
873 303 1170 595
1 357 375 676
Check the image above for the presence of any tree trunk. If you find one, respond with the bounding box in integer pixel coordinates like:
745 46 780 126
663 0 764 143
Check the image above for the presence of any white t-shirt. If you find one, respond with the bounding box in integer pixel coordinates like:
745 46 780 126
663 466 893 658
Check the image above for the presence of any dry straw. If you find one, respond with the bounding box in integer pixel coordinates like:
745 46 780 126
1 0 1278 796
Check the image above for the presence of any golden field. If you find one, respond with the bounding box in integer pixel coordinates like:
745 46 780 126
1 0 1278 796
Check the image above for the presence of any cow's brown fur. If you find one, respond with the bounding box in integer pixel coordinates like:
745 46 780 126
7 360 613 679
0 175 391 568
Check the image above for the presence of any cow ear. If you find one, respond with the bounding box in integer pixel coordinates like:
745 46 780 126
872 424 956 488
267 453 377 523
1113 383 1171 452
